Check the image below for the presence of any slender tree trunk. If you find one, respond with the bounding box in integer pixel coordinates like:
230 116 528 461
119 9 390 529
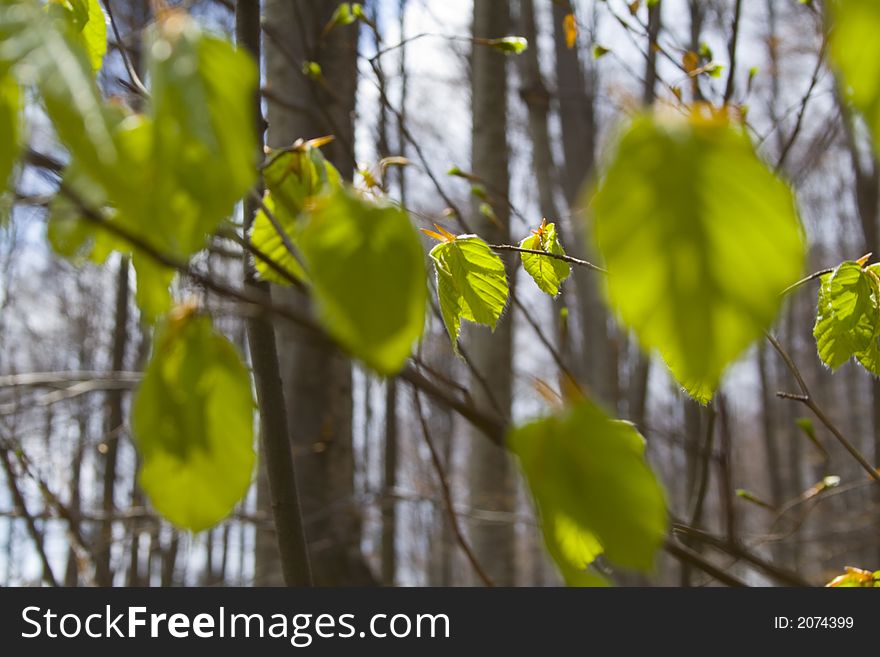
467 0 517 586
551 1 612 406
96 255 130 586
263 0 375 586
237 0 313 587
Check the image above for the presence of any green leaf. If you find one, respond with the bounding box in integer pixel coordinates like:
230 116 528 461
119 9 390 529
80 0 107 72
297 188 427 375
251 146 341 285
48 0 107 72
593 114 805 402
132 253 174 321
484 36 528 55
814 261 880 374
146 17 258 254
0 71 20 192
830 0 880 157
133 312 255 532
520 222 571 297
428 235 509 348
509 398 668 573
544 512 608 587
2 1 123 187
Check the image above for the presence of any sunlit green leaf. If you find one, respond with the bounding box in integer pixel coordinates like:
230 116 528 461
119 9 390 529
484 36 528 55
48 0 107 72
428 235 509 348
814 260 880 375
298 188 426 375
520 221 570 297
593 113 804 402
133 311 255 532
544 512 608 587
509 398 667 573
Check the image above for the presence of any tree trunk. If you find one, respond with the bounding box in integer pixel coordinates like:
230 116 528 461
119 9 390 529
551 1 613 406
263 0 375 586
238 0 313 588
467 0 517 586
96 255 130 586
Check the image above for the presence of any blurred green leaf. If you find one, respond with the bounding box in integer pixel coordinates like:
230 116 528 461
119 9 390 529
484 36 528 55
48 0 107 72
251 145 341 285
520 221 570 297
593 113 804 403
133 311 255 532
509 398 668 573
428 235 509 348
297 188 427 375
0 72 19 192
830 0 880 156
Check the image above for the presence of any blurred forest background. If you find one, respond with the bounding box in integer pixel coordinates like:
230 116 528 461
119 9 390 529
1 0 876 587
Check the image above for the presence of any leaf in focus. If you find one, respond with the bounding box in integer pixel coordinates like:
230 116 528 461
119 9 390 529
296 188 427 375
428 235 509 348
814 261 880 375
563 13 577 49
829 0 880 157
132 312 255 532
593 113 805 402
509 398 668 572
520 221 570 297
0 72 20 192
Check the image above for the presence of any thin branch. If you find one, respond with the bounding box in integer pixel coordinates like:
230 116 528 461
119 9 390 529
671 522 809 587
780 267 834 296
774 36 827 173
101 0 149 96
766 333 880 484
0 446 58 586
412 387 495 587
663 538 748 587
488 244 607 272
723 0 744 104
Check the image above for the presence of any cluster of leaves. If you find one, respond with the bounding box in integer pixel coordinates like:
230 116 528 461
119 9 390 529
1 0 263 529
5 0 877 586
1 1 428 530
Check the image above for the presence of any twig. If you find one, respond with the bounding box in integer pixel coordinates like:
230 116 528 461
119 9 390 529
774 36 827 173
766 333 880 484
723 0 743 104
101 0 149 96
663 538 748 587
0 445 58 586
671 522 809 587
411 388 495 587
488 244 607 272
780 267 834 296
